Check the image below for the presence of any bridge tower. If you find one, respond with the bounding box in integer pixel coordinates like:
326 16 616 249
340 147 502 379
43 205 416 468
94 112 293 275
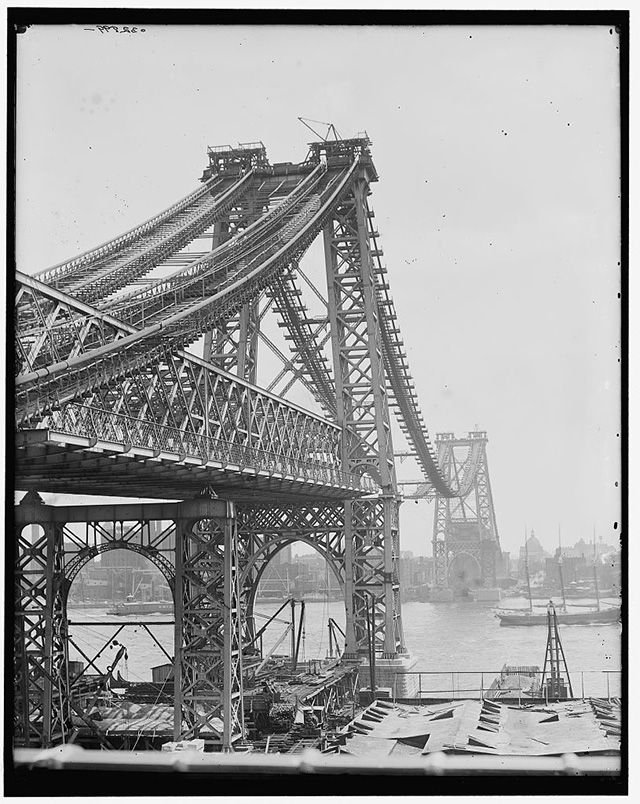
320 138 404 667
432 431 500 598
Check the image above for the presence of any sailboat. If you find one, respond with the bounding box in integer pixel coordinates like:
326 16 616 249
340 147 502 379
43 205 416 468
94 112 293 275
496 527 620 626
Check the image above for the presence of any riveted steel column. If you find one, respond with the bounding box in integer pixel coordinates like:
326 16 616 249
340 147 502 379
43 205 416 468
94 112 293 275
323 163 400 658
173 498 243 748
222 504 244 750
14 492 69 748
323 216 357 658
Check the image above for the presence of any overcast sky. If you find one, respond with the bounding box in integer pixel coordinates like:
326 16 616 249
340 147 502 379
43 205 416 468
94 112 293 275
16 23 621 558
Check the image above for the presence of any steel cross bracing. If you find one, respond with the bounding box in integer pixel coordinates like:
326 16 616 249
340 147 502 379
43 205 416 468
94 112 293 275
431 432 500 590
15 164 324 386
15 163 357 419
322 158 403 658
13 493 245 749
15 350 365 500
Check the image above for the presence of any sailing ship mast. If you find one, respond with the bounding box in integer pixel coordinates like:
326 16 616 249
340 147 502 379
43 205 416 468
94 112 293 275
557 525 567 613
524 526 533 613
592 528 601 611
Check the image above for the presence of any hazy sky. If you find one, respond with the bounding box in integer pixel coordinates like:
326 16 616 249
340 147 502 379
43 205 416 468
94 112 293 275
16 23 621 558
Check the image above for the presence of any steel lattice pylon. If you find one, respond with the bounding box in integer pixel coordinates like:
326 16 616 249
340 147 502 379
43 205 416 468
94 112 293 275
174 501 244 745
432 431 500 592
322 148 403 658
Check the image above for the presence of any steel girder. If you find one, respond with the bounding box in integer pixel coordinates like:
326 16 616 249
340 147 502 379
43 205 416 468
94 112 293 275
431 432 500 590
28 346 353 489
13 495 244 749
16 279 362 493
322 163 403 658
34 174 233 291
43 173 255 305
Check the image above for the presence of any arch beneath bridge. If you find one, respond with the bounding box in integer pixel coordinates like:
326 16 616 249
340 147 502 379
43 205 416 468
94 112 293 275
240 534 345 645
62 541 176 608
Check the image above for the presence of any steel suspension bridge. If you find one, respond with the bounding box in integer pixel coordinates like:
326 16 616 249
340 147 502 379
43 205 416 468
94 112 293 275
14 134 500 749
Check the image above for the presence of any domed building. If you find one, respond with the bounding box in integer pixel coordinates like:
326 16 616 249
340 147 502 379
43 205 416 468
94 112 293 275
518 529 548 577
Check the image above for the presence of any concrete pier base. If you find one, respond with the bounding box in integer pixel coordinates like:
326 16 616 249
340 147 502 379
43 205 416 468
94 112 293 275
359 654 418 698
473 587 502 602
429 587 455 602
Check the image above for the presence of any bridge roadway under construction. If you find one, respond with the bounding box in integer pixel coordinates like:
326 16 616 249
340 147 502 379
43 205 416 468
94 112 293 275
13 135 501 752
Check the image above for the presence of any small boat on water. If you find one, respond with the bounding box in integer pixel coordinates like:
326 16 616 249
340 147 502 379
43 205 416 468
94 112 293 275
496 605 620 626
107 596 173 616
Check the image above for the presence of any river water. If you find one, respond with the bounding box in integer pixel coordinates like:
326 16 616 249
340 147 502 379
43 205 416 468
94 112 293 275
67 595 622 699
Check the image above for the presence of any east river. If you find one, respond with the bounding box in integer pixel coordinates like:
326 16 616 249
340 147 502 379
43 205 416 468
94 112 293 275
67 595 622 699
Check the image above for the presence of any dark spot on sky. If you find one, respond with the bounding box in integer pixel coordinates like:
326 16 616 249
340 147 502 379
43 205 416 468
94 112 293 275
614 522 618 529
614 482 618 487
609 28 613 34
567 122 571 126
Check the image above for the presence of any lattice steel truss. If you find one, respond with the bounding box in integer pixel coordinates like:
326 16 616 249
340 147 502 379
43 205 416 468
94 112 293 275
14 492 69 747
432 432 500 590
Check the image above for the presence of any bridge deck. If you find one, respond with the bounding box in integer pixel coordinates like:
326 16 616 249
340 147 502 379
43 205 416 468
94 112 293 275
15 429 372 501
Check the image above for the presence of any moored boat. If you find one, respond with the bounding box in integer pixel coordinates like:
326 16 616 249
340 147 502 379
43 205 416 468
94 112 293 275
107 599 174 616
496 605 620 626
